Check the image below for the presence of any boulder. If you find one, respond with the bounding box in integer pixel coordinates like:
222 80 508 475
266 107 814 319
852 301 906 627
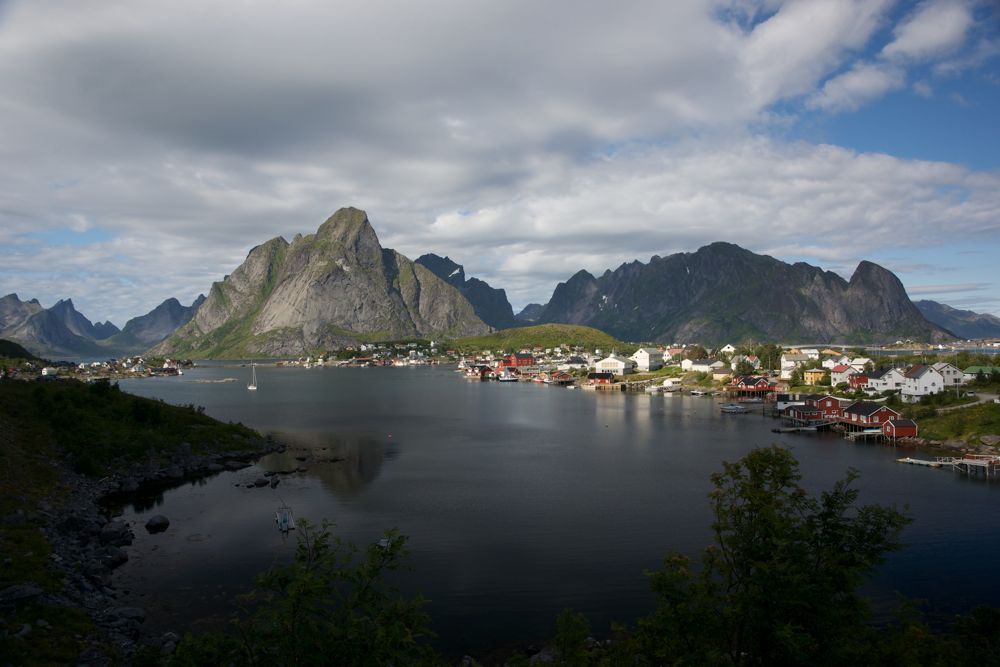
253 478 270 488
99 546 129 569
119 477 140 493
162 465 184 480
0 582 43 604
269 478 280 488
99 521 133 546
980 435 1000 447
145 515 170 533
109 607 146 623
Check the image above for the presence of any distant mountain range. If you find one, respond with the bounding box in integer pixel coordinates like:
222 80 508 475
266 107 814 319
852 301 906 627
9 207 998 359
915 300 1000 340
415 254 518 329
154 208 490 358
527 242 953 344
0 293 204 360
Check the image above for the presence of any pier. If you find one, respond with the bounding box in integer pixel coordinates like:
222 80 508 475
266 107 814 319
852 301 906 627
936 455 1000 478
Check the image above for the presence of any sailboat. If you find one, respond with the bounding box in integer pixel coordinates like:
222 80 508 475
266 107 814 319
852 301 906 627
247 362 258 391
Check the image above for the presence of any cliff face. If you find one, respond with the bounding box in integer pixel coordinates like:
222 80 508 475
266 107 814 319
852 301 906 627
415 254 517 329
157 208 490 357
535 242 952 344
916 300 1000 340
0 295 108 358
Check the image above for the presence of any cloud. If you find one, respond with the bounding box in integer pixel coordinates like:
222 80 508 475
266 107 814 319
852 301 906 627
906 282 992 296
881 0 973 61
807 62 906 112
0 1 997 323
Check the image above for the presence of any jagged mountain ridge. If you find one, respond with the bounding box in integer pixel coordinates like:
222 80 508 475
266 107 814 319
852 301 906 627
155 208 490 357
0 293 204 359
534 242 952 344
515 303 546 323
916 300 1000 340
415 254 517 329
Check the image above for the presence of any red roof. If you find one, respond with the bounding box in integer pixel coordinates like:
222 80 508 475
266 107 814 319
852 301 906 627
831 364 851 373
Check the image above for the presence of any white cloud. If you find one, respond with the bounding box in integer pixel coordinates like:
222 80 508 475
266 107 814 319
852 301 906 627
882 0 973 61
807 61 905 112
0 1 997 322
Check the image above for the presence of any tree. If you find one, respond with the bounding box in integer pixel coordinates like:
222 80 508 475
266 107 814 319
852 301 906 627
685 345 708 360
172 521 438 666
635 446 909 666
789 366 803 387
734 359 757 376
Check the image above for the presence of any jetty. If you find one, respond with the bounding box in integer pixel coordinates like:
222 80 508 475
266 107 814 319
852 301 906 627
896 457 942 468
936 454 1000 479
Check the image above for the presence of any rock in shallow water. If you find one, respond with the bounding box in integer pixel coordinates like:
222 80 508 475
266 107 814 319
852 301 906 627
145 515 170 533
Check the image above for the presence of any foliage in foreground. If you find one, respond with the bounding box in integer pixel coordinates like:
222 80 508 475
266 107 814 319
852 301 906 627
0 378 260 475
171 521 438 667
168 447 1000 666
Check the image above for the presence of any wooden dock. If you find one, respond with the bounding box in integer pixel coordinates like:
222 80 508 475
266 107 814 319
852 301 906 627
896 457 942 468
936 455 1000 478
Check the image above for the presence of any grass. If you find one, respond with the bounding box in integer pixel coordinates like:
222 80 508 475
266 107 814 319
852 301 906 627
0 377 267 664
452 323 628 354
915 402 1000 444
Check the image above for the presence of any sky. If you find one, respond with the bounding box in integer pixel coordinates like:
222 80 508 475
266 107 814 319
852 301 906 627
1 0 998 326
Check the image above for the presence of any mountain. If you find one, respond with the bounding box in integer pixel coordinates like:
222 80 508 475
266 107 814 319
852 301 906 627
92 321 121 339
0 293 44 331
0 338 42 361
534 242 952 344
0 297 109 359
104 295 205 353
415 254 517 329
156 208 491 357
515 303 546 323
915 300 1000 340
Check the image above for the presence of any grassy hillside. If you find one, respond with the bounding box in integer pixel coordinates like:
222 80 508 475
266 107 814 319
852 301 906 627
0 378 265 663
916 402 1000 444
452 323 631 353
0 338 42 361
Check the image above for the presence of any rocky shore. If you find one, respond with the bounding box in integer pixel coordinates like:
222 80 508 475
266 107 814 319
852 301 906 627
1 435 284 665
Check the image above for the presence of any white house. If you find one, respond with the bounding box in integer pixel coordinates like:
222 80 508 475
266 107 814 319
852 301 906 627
865 367 907 394
719 344 737 355
683 358 725 374
830 364 856 386
730 354 761 372
930 362 965 387
630 347 664 372
848 357 872 373
780 353 809 380
901 365 946 402
596 354 636 375
799 348 820 360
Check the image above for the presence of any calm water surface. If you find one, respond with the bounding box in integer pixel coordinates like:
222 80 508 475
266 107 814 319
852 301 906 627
116 364 1000 655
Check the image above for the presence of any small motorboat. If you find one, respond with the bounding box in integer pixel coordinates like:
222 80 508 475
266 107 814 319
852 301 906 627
720 403 750 414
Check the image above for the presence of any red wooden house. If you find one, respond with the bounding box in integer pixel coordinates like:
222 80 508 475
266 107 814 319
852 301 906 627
499 353 535 368
882 418 918 439
804 394 845 419
587 372 614 385
841 401 900 428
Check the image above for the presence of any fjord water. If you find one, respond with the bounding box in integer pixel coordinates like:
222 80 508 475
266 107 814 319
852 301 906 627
117 364 1000 654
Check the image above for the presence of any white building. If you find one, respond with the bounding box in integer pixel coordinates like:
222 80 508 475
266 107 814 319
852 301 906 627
683 358 725 374
630 347 664 371
830 364 856 386
719 344 736 355
596 355 636 375
931 362 965 388
849 357 872 373
865 367 907 394
780 353 809 380
901 365 946 403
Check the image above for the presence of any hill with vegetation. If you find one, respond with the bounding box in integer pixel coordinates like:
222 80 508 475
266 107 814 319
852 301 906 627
0 338 42 361
452 323 628 353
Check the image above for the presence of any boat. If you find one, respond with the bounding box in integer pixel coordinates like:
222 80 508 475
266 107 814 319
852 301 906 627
497 368 520 382
720 403 750 414
247 362 258 391
690 389 709 396
275 504 294 532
